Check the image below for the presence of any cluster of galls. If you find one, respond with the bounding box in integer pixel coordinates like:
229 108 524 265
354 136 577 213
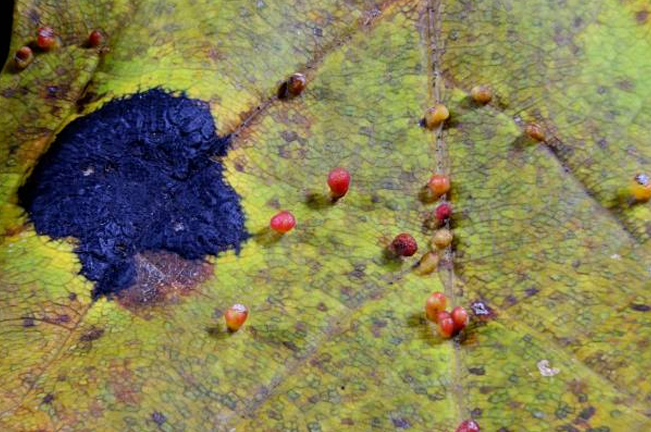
13 26 105 70
425 292 468 338
226 79 482 431
422 97 481 431
385 175 452 271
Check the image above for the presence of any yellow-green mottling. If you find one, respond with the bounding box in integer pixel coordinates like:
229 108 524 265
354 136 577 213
0 0 650 431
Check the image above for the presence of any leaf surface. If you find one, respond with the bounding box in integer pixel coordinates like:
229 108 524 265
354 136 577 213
1 0 651 431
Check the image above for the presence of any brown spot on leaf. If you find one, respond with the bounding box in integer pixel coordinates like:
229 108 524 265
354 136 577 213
468 366 485 375
616 79 634 91
371 319 388 337
42 393 55 404
280 130 299 143
80 326 104 342
502 295 518 307
151 411 167 425
282 340 299 352
568 379 588 396
310 353 332 369
76 88 99 113
636 10 649 24
392 417 411 429
116 251 212 312
50 313 70 324
3 223 27 237
524 287 539 297
577 406 596 421
233 155 247 172
109 360 141 406
266 197 281 209
28 9 40 24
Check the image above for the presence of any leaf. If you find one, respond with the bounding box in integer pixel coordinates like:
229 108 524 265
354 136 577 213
1 0 650 431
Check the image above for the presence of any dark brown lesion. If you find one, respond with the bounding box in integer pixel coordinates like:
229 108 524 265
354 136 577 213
116 251 213 312
79 326 104 342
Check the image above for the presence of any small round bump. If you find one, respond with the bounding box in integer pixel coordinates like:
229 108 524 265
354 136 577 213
327 167 351 199
470 85 492 104
279 72 307 99
424 104 449 129
270 210 296 233
434 202 452 223
390 233 418 257
224 303 249 332
431 229 453 249
525 123 545 141
14 46 33 69
425 292 447 321
451 306 468 333
36 26 57 50
436 311 455 338
88 30 104 48
415 252 439 275
428 174 450 197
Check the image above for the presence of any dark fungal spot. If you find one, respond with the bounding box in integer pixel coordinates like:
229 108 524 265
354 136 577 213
524 287 539 297
468 366 485 375
392 417 411 429
20 90 247 298
631 303 651 312
80 326 104 342
151 411 167 426
282 340 299 352
578 406 596 421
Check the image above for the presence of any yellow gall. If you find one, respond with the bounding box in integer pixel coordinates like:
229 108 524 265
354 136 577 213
224 304 249 332
414 252 439 275
525 123 545 142
431 229 453 249
424 104 449 129
470 85 492 104
631 174 651 202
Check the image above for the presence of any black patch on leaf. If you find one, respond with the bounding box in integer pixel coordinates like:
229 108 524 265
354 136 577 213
20 89 247 298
